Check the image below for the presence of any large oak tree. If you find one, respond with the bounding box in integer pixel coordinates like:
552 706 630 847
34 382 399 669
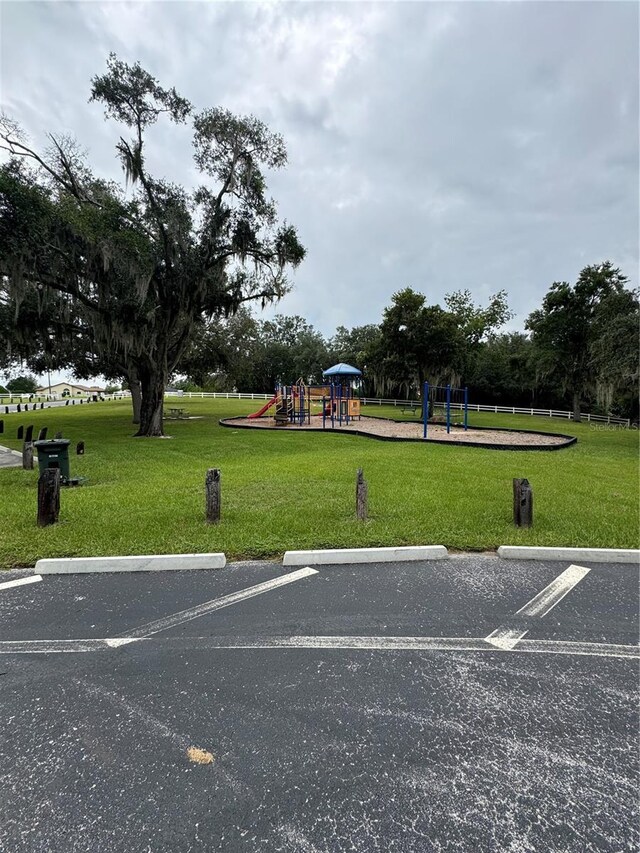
0 55 304 435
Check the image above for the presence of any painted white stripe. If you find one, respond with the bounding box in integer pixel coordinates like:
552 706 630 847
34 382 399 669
123 567 320 638
516 564 591 617
485 626 529 650
518 639 639 658
0 635 637 659
162 635 639 659
0 574 42 592
0 639 126 654
138 635 640 659
197 635 490 651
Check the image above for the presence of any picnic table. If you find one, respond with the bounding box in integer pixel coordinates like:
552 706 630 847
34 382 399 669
400 404 420 416
167 407 190 419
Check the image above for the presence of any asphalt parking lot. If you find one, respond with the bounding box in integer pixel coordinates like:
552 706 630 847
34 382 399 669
1 556 638 853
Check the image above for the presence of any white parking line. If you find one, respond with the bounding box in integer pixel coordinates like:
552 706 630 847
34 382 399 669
0 639 129 654
1 635 637 659
485 626 529 651
515 564 591 617
485 564 592 649
122 566 320 639
0 575 42 592
170 635 639 659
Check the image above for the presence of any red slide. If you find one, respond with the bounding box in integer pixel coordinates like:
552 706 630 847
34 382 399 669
248 394 278 419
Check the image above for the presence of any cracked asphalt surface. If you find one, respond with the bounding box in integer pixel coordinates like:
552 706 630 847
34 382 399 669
0 556 638 852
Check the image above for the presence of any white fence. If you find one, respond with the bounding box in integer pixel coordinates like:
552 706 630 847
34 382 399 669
160 391 632 427
1 389 629 425
1 388 629 424
360 398 631 426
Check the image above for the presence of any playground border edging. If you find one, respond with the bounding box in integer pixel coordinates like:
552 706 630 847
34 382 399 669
219 417 578 451
496 546 639 563
36 553 227 574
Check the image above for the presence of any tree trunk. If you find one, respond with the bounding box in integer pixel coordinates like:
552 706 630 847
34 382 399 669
572 392 582 423
127 366 142 424
136 369 166 437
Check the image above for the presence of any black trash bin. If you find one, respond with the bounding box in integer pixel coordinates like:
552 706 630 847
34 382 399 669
34 439 71 482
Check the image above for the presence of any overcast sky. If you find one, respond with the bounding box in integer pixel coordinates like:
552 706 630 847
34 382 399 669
1 0 638 383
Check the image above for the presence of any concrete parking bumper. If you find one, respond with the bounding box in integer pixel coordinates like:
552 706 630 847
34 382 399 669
283 545 448 566
36 553 226 574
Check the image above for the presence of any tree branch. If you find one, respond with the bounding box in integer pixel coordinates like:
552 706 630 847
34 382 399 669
118 133 172 281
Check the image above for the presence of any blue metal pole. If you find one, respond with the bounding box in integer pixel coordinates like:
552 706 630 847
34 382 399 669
446 384 451 434
323 396 326 429
423 381 429 439
464 386 468 431
331 385 335 429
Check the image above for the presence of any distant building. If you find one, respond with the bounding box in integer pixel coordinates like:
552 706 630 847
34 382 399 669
35 382 106 397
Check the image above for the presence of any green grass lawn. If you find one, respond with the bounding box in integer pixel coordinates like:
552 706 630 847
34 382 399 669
0 398 637 568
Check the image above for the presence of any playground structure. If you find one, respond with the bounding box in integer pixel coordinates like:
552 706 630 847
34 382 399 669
247 363 363 428
231 375 576 449
422 382 469 438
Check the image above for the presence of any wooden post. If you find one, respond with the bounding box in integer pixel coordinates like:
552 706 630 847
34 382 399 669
17 425 24 440
356 468 368 520
37 467 60 527
205 468 221 524
25 425 34 442
16 403 21 413
0 419 3 434
76 441 85 455
22 441 34 470
513 478 533 528
37 427 48 441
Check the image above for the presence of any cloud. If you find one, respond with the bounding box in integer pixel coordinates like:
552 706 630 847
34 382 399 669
1 0 637 347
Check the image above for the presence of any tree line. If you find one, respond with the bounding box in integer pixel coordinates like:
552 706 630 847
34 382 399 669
175 264 638 422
